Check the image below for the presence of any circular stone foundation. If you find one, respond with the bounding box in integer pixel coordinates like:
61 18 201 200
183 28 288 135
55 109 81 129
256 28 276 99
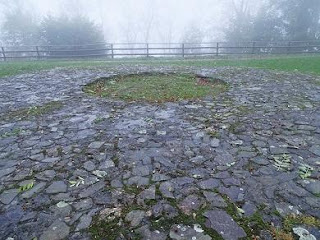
83 72 228 103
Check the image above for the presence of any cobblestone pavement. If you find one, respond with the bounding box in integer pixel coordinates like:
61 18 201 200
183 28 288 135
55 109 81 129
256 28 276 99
0 66 320 240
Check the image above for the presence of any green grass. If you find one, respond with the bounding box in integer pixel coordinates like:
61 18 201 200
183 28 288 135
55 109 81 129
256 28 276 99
1 55 320 78
0 101 63 121
84 73 228 102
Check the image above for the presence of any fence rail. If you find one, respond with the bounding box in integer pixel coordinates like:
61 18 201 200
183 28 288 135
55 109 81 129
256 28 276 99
1 41 320 61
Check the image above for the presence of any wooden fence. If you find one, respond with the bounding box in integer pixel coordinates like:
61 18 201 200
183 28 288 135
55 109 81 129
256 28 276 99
1 41 320 61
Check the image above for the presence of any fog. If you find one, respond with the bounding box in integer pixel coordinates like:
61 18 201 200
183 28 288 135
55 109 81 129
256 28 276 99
0 0 319 46
0 0 261 44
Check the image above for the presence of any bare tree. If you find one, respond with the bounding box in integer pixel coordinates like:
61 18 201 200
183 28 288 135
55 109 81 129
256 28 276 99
59 0 85 17
139 0 155 43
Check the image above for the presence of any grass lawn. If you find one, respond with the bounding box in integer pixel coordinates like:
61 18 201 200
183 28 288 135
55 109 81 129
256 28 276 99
0 55 320 78
84 73 228 102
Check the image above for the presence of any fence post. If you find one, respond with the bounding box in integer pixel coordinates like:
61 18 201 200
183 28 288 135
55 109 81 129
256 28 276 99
182 43 185 58
36 46 40 60
251 42 256 54
111 44 114 59
216 42 219 56
146 43 149 57
1 47 6 61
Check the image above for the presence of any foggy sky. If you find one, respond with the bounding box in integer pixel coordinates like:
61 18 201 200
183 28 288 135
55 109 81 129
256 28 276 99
0 0 262 43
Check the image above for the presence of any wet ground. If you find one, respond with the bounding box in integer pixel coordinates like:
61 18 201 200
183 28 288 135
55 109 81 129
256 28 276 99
0 66 319 239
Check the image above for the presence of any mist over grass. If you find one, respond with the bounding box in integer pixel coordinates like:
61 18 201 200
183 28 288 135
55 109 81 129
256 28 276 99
1 56 320 78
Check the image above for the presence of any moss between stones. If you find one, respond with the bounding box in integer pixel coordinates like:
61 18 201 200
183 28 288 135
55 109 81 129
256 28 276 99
0 101 63 121
221 195 269 238
89 204 143 240
149 201 224 240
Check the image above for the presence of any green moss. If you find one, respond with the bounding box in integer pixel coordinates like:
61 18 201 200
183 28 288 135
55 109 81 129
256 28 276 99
150 211 223 239
229 121 243 134
149 198 223 239
112 155 119 167
222 195 269 237
236 105 252 116
123 185 144 195
272 210 282 217
0 101 63 121
57 146 64 157
84 73 228 103
283 214 320 232
0 128 24 138
89 215 141 240
206 128 221 138
93 116 105 124
89 204 144 240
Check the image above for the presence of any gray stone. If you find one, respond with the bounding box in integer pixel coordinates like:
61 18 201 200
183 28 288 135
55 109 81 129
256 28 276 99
173 177 195 186
305 197 320 208
137 138 146 143
197 178 220 190
203 210 246 240
252 140 267 147
74 198 93 211
251 156 269 165
83 161 96 171
46 181 67 194
136 225 167 240
88 141 104 149
79 181 105 198
139 185 156 200
30 153 45 161
99 160 115 170
222 177 241 186
127 176 149 186
111 179 123 188
178 195 204 215
202 191 227 208
0 189 19 204
230 140 243 146
93 191 113 205
242 201 257 216
0 167 15 179
36 170 56 181
237 151 257 158
189 156 206 165
18 179 34 187
12 169 32 181
152 173 170 182
269 147 289 155
52 203 72 217
21 182 47 199
76 214 92 231
214 152 235 166
159 181 175 198
152 202 179 219
210 138 220 147
169 224 212 240
309 145 320 156
157 130 167 136
218 186 244 202
40 219 70 240
125 210 145 227
132 165 150 176
293 227 316 240
42 157 60 163
275 202 301 217
259 230 273 240
305 181 320 195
